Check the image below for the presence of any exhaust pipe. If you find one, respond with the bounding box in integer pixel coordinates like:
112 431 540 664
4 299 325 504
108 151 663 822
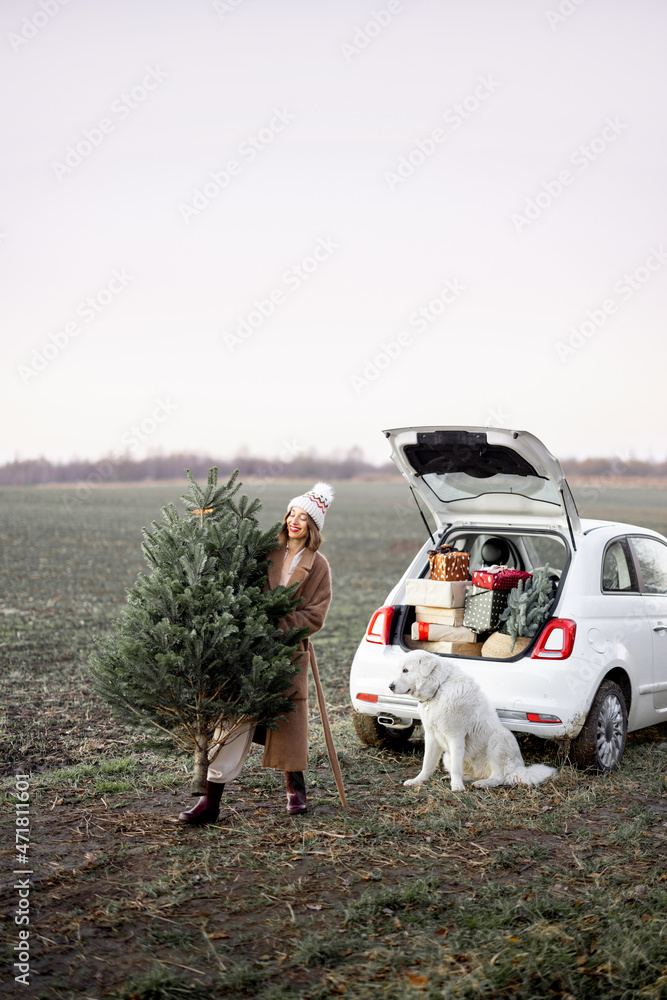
377 714 413 729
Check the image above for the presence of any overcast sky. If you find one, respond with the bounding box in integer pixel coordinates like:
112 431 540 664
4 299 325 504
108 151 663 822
2 0 666 467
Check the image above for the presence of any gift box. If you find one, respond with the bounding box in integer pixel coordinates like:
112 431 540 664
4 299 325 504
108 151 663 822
414 606 465 626
411 622 477 642
404 635 484 656
471 567 533 591
428 545 470 582
405 579 467 609
463 588 509 633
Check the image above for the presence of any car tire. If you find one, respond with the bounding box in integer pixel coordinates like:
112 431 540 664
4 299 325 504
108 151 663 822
569 679 628 772
352 711 415 749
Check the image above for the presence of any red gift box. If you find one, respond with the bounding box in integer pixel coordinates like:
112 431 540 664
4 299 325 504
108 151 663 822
471 567 533 591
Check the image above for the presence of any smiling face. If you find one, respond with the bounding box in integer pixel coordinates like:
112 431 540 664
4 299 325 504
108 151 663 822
286 506 310 543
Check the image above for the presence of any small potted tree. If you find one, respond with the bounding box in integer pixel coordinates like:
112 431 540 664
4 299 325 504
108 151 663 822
481 566 554 658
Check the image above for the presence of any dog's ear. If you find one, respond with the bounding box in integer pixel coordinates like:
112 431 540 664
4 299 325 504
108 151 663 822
419 654 437 678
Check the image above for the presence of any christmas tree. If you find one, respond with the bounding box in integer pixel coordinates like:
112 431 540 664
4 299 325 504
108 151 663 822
90 469 307 793
498 566 553 652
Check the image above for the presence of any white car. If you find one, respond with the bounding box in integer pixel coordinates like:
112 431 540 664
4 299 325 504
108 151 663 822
349 426 667 770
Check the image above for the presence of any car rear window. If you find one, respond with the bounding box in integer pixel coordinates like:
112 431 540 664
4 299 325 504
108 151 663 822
445 531 567 574
629 536 667 594
522 534 568 573
602 539 638 593
421 472 560 508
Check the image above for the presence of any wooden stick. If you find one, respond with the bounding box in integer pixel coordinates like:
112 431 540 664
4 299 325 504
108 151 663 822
310 658 347 808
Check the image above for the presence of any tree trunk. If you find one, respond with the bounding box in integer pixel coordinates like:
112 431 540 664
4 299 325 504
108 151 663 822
191 734 209 795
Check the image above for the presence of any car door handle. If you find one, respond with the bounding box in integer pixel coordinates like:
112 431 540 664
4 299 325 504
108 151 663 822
653 623 667 632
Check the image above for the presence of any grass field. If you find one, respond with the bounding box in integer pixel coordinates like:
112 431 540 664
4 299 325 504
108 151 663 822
1 479 666 1000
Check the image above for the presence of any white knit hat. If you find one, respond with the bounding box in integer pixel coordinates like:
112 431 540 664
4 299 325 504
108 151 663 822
287 482 334 531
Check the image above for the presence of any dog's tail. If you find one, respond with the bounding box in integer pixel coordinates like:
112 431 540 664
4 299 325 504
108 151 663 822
511 764 558 786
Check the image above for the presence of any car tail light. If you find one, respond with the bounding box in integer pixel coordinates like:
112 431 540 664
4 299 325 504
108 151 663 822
356 693 378 703
497 709 563 724
365 606 395 645
531 618 576 659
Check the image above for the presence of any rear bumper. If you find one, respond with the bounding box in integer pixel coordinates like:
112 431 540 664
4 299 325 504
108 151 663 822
352 698 572 740
350 642 593 740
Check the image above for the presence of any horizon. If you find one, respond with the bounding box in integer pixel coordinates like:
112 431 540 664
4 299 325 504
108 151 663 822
3 445 667 471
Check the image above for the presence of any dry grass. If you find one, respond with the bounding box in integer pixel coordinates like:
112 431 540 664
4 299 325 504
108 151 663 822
0 483 666 999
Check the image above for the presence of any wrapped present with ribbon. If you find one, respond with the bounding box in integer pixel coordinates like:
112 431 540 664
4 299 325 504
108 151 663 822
428 544 470 582
414 605 465 626
463 588 509 633
411 621 477 643
405 578 467 609
471 565 533 591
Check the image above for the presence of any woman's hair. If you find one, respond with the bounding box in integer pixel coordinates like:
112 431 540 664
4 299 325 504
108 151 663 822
278 508 322 552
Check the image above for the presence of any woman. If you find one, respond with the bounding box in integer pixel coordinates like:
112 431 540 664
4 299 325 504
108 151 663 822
178 482 334 824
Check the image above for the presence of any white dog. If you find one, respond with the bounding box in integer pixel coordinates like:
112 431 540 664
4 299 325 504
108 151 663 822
389 651 557 791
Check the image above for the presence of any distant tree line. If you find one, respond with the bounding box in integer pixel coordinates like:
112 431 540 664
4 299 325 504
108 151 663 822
0 452 665 487
0 450 397 486
562 457 667 478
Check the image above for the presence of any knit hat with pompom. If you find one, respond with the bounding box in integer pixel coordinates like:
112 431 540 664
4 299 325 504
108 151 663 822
287 482 334 531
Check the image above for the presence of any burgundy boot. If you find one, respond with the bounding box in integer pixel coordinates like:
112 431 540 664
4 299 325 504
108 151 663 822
178 781 224 825
285 771 307 815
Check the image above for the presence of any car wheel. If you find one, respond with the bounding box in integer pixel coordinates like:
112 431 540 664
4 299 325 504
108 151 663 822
352 711 415 749
570 679 628 772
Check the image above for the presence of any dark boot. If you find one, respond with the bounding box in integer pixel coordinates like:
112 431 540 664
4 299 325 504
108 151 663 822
178 781 224 825
285 771 307 815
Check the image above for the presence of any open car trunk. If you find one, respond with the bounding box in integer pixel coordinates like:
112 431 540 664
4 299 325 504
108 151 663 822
395 523 571 660
381 428 579 659
384 426 581 546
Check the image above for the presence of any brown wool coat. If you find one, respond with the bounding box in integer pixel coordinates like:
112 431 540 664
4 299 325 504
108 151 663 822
262 545 332 771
